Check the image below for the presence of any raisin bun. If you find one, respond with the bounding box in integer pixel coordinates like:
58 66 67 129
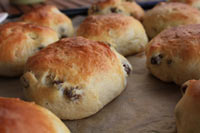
175 80 200 133
88 0 144 21
21 37 132 120
0 22 58 77
0 97 70 133
146 24 200 85
143 2 200 39
169 0 200 9
21 5 74 38
77 14 148 56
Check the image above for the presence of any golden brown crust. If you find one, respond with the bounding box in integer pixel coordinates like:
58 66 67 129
143 2 200 38
22 37 131 120
26 37 117 83
0 22 56 62
146 24 200 61
77 14 148 56
88 0 144 20
146 24 200 85
21 5 74 38
0 97 70 133
0 22 58 77
77 14 131 38
22 5 67 25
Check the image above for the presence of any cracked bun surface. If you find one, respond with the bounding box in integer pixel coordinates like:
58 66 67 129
21 37 132 120
21 5 74 38
0 97 70 133
146 24 200 85
88 0 144 20
143 2 200 39
169 0 200 9
175 80 200 133
77 14 148 56
0 22 58 77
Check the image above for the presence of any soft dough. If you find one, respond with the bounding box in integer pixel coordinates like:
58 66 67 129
77 14 148 56
0 22 58 77
21 5 74 38
88 0 144 21
175 80 200 133
21 37 132 120
146 24 200 85
143 2 200 39
0 97 70 133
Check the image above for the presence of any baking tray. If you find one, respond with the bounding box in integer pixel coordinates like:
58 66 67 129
0 0 181 133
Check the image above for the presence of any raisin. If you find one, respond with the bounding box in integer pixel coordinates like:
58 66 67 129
21 77 29 89
123 64 131 75
110 7 122 13
130 13 135 17
151 54 163 65
59 27 66 35
61 35 68 38
181 84 188 94
38 46 44 50
64 86 81 101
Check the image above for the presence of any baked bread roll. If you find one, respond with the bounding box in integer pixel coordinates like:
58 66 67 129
0 97 70 133
21 5 74 38
0 22 58 77
88 0 144 21
146 24 200 85
175 80 200 133
21 37 132 120
143 2 200 39
77 14 148 56
168 0 200 9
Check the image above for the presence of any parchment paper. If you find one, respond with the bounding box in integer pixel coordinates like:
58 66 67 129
0 16 181 133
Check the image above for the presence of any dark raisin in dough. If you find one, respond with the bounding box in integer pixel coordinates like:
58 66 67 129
59 27 66 35
181 84 188 94
130 13 134 17
21 77 29 88
151 54 163 65
110 7 122 13
38 46 44 50
61 35 68 39
123 64 131 75
64 86 80 101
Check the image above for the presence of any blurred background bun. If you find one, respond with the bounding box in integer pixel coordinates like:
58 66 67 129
143 2 200 39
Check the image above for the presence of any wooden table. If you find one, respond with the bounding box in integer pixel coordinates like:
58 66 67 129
0 0 154 16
